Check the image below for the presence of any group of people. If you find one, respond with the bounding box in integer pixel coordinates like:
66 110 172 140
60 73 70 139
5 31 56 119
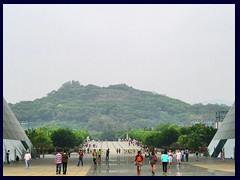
53 147 197 176
5 150 31 168
92 149 110 165
5 150 19 164
55 150 69 175
175 148 189 164
21 148 108 175
5 147 194 176
116 148 121 154
56 147 111 175
179 148 189 162
134 148 189 176
134 150 168 176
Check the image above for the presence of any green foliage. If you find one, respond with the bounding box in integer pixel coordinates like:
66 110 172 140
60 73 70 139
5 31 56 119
98 130 126 141
129 123 216 151
25 126 89 149
178 135 188 147
176 123 217 150
25 122 217 152
51 128 78 148
10 80 230 134
25 128 52 149
144 131 162 148
73 129 90 145
128 129 152 142
160 127 180 148
154 123 178 131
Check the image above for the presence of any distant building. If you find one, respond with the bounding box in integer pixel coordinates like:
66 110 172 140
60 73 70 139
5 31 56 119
191 119 215 127
3 98 36 162
215 110 228 129
208 102 235 159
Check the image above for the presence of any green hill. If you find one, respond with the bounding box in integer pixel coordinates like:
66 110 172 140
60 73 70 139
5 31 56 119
9 80 230 132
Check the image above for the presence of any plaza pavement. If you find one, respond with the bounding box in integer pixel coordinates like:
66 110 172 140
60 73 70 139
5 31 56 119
3 153 235 176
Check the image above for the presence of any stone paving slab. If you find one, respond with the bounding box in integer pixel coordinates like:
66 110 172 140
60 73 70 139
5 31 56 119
3 153 235 176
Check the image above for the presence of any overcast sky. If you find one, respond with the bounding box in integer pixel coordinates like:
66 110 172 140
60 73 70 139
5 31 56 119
3 4 235 105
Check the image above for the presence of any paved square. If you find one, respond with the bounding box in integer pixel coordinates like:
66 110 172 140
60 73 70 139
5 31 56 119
3 153 235 176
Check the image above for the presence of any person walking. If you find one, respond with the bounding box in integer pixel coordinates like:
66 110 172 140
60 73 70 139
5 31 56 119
62 150 68 175
185 148 189 162
149 151 157 176
97 149 102 161
55 150 62 175
195 150 199 161
181 149 185 162
134 150 143 176
176 149 181 165
106 149 110 160
24 150 32 168
168 149 173 168
6 150 10 164
92 149 98 165
77 149 84 166
221 149 225 160
16 155 19 162
161 150 168 175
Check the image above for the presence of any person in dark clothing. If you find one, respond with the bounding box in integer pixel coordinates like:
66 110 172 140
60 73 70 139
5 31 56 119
195 150 199 161
185 148 189 162
62 150 68 175
16 155 19 162
6 150 10 164
149 151 157 176
106 149 110 160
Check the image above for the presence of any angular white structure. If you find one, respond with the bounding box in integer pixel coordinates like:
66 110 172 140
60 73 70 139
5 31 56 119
208 101 235 159
3 98 35 162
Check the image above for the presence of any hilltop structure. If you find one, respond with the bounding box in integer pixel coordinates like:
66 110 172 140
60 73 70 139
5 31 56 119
3 98 35 162
207 101 235 159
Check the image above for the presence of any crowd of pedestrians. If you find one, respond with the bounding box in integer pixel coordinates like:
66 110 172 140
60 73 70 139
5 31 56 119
6 145 200 176
52 147 197 176
133 148 194 176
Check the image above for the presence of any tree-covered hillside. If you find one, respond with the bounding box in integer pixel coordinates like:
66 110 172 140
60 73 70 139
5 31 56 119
10 80 230 133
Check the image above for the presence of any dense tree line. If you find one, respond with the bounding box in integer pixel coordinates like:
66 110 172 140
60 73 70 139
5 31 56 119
25 123 216 153
25 126 89 152
128 123 217 151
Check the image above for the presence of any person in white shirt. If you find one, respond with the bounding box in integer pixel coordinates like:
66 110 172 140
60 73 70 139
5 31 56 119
168 149 173 168
176 149 181 165
24 150 32 168
181 149 185 161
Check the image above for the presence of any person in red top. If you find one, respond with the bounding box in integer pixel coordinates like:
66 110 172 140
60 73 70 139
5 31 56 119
77 149 84 166
134 150 143 176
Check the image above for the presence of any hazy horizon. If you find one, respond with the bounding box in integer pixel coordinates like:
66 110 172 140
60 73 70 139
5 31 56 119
3 4 235 106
